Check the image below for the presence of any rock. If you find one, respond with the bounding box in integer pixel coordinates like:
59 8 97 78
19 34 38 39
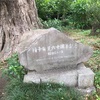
18 28 93 72
78 67 94 88
24 63 95 89
24 68 78 87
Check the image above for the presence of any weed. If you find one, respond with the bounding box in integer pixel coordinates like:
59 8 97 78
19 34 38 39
2 53 27 80
95 71 100 89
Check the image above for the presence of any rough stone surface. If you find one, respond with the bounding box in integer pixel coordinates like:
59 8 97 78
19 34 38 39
18 28 93 72
24 64 95 89
24 68 78 87
78 67 94 88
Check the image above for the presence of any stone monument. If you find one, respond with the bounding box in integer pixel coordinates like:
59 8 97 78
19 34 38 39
18 28 95 94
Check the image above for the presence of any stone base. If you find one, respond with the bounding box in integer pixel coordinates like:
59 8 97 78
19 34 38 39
24 64 95 94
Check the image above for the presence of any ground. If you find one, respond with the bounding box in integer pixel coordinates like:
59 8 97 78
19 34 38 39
0 71 6 99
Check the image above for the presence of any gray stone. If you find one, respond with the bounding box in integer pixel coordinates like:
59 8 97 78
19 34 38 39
24 64 95 89
78 67 95 88
18 28 93 72
24 68 78 87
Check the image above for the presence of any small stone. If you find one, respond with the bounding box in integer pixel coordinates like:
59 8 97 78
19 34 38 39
78 68 94 88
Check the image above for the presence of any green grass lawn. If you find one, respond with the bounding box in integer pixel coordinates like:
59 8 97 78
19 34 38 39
2 79 83 100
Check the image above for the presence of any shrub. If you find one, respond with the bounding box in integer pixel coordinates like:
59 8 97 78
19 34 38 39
2 53 26 80
69 0 91 29
87 0 100 35
36 0 72 20
42 19 62 29
42 18 71 31
36 0 57 20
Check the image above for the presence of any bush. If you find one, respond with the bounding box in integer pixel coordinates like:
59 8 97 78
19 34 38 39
36 0 57 20
2 53 26 80
69 0 91 29
3 79 83 100
87 0 100 35
36 0 72 20
42 19 62 29
42 18 71 30
36 0 100 31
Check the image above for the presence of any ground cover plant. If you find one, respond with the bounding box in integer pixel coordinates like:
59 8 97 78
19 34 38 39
2 79 83 100
2 54 26 81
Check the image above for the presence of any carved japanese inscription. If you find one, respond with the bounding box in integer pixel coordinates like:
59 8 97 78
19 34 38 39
18 28 92 72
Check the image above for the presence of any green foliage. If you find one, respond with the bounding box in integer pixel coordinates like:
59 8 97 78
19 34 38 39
93 50 100 57
2 53 26 80
7 53 20 67
42 18 71 31
36 0 57 20
36 0 72 20
69 0 91 29
95 71 100 89
95 94 100 100
36 0 100 31
55 0 72 19
87 0 100 25
42 19 63 30
3 79 83 100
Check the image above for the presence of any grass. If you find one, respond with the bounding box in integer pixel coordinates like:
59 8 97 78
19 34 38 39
2 79 83 100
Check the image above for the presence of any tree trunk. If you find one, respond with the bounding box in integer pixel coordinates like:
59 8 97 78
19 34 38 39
0 0 42 60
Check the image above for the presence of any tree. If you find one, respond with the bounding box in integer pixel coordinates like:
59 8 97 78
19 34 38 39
0 0 42 60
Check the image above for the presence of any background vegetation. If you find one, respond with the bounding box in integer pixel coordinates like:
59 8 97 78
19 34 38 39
36 0 100 34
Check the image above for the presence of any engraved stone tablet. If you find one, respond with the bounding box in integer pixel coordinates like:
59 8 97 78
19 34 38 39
18 28 93 72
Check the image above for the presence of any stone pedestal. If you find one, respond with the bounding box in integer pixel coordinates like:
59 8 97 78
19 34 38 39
78 67 94 88
24 64 95 94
